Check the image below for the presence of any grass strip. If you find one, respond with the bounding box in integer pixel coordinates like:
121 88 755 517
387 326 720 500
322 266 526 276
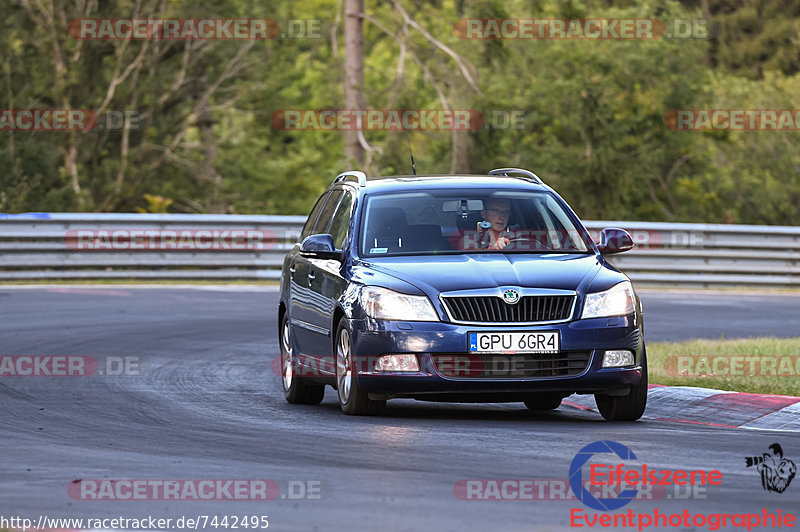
648 337 800 396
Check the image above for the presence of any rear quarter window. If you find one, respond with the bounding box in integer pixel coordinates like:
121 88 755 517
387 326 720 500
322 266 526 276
312 189 344 235
300 193 331 241
329 192 354 249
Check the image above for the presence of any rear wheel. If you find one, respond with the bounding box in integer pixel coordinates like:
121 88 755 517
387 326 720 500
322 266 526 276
595 346 648 421
335 319 385 416
524 394 562 411
280 314 324 405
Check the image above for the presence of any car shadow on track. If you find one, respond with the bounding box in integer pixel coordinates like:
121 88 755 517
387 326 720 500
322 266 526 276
305 396 617 424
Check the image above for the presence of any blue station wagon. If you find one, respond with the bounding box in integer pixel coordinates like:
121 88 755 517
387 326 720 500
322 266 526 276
278 168 647 420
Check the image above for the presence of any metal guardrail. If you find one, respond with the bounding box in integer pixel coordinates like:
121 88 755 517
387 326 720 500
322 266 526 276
0 213 304 281
0 213 798 287
584 221 800 287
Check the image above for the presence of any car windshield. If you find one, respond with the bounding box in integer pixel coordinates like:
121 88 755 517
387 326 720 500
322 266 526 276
359 189 592 256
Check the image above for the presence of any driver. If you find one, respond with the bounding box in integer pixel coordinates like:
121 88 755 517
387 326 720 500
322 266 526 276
479 198 513 250
452 198 517 251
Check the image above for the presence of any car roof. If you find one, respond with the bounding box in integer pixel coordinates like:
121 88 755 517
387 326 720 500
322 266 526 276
335 174 551 195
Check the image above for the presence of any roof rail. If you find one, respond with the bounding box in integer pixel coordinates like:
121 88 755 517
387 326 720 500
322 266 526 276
334 170 367 187
488 167 543 185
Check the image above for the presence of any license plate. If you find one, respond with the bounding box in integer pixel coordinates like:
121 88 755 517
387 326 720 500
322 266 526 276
468 331 560 354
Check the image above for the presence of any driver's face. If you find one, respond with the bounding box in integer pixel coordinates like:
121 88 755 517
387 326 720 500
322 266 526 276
481 199 511 232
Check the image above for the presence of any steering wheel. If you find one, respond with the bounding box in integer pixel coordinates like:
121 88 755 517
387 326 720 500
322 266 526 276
504 236 551 250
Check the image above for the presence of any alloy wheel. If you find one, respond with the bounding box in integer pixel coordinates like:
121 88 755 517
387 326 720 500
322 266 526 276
336 327 352 405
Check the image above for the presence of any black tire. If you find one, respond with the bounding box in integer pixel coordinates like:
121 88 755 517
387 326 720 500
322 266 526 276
524 394 563 411
595 346 648 421
335 319 385 416
280 313 324 405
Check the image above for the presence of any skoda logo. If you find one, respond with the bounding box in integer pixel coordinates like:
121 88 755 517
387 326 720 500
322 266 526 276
502 289 520 305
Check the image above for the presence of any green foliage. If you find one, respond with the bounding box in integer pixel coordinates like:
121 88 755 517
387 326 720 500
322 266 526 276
0 135 71 212
1 0 800 225
706 0 800 79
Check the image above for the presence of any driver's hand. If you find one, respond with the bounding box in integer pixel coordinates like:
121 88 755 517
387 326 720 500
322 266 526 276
491 237 510 250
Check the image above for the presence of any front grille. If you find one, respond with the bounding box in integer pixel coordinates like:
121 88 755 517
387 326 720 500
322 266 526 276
442 295 574 323
432 351 592 379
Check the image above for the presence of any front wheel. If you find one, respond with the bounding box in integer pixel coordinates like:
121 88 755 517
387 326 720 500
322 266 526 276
280 314 324 405
335 319 385 416
595 346 648 421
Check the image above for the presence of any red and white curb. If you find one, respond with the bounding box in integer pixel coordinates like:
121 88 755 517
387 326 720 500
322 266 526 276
563 385 800 432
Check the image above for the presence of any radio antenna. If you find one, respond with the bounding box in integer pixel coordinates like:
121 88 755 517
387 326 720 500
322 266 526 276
404 129 417 175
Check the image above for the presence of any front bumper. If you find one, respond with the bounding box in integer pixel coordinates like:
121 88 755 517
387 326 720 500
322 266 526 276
348 315 644 399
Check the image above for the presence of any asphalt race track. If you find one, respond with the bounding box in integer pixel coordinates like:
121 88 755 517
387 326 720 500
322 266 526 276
1 286 799 531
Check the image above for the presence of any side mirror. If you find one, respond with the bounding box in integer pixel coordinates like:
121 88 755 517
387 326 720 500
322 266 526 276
596 228 634 254
300 234 343 260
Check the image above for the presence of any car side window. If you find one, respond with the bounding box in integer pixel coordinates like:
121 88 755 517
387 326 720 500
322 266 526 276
312 189 344 235
329 192 354 250
301 193 331 240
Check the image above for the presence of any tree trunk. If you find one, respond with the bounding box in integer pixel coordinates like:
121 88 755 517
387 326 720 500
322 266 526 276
450 130 471 174
197 102 222 213
64 137 81 203
344 0 365 168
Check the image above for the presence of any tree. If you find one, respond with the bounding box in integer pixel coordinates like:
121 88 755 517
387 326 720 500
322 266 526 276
344 0 366 168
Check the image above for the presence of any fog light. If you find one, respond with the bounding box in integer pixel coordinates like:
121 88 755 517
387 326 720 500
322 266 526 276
375 354 419 372
602 350 635 368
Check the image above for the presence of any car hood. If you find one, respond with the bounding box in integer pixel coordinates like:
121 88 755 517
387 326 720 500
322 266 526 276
360 253 606 296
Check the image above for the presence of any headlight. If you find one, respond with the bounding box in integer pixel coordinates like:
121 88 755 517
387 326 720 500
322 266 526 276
375 354 420 372
360 286 439 321
581 281 635 319
602 350 635 368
